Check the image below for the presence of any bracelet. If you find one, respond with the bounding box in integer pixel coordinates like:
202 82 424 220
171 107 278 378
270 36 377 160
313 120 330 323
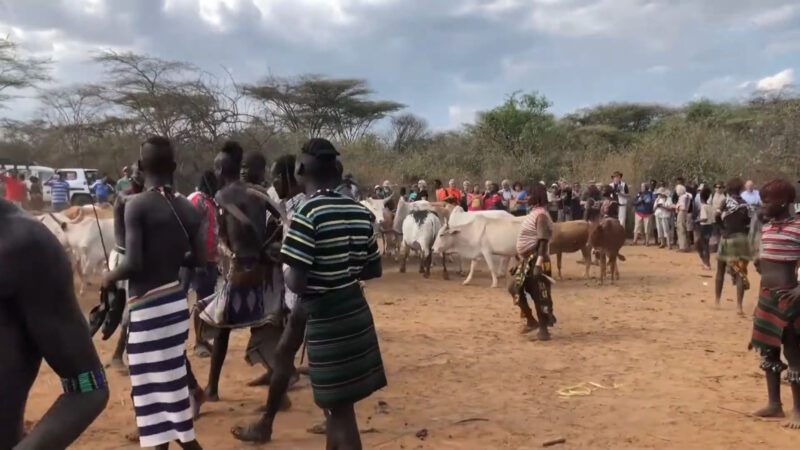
61 368 108 394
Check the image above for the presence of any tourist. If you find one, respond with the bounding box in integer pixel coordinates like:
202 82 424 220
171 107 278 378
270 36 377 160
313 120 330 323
468 184 484 211
46 173 71 212
0 169 25 207
632 182 655 246
460 180 471 210
696 186 714 270
675 184 692 252
547 183 560 222
484 183 505 210
510 181 528 216
28 175 44 210
90 176 115 203
654 187 675 249
610 171 630 230
500 179 514 208
116 166 133 194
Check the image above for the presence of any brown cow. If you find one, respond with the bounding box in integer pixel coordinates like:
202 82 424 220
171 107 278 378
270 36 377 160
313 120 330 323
550 220 592 279
588 218 627 285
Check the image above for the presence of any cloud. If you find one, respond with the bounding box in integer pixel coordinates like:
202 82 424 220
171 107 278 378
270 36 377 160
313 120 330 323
0 0 799 128
756 68 794 92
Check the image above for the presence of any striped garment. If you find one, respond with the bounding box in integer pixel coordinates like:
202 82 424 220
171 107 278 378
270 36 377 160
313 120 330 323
752 288 800 354
282 192 306 310
127 281 195 448
304 283 387 408
281 191 380 294
760 217 800 263
49 179 70 204
516 207 551 256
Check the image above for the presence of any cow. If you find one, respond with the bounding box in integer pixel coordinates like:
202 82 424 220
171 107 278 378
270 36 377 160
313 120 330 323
38 212 115 294
361 197 400 257
587 218 627 285
61 204 115 221
399 209 444 279
434 217 593 287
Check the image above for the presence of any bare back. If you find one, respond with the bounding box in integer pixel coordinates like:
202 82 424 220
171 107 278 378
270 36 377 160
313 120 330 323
216 181 269 262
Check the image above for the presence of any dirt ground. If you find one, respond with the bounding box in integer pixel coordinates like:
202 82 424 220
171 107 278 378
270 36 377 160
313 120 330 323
23 246 800 449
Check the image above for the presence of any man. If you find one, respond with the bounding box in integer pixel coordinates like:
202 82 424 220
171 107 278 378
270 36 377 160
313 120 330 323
333 161 359 201
381 180 393 199
500 179 514 208
1 169 26 207
0 198 109 449
460 180 471 211
434 179 446 201
570 182 583 221
47 173 71 211
649 179 658 192
714 177 752 315
197 146 284 402
90 176 114 203
484 180 493 194
742 179 764 268
116 166 133 194
484 183 506 211
185 170 220 358
742 179 762 207
441 178 462 204
610 171 629 230
102 136 204 449
233 139 385 449
558 180 573 222
632 182 655 246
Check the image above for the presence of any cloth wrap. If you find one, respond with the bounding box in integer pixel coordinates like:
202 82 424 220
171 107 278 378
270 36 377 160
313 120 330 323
752 288 800 355
126 281 195 448
303 283 387 409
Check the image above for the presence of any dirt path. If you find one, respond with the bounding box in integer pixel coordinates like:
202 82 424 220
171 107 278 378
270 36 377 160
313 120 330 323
24 247 797 449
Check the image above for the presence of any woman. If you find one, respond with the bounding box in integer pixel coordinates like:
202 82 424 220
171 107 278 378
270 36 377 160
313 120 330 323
547 184 560 222
467 184 484 211
654 188 675 249
696 186 714 270
512 183 556 341
715 177 752 315
483 183 505 211
27 176 44 211
750 179 800 429
511 182 528 216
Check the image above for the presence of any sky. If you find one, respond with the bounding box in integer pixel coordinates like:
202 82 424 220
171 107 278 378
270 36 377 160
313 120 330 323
0 0 798 129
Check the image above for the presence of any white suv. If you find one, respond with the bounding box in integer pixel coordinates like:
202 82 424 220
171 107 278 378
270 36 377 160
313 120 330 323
52 168 99 205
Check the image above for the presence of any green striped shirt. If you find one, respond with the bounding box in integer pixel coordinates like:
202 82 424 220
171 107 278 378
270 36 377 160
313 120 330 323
281 192 380 294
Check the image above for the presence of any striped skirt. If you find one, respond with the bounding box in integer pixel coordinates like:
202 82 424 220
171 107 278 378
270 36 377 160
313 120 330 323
752 287 800 354
304 283 387 409
127 281 195 448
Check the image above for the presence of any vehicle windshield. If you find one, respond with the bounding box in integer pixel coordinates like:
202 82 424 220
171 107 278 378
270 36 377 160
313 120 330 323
57 170 78 181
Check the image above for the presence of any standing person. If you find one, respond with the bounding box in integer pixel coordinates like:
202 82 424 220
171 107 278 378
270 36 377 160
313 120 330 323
559 180 573 221
710 181 727 252
632 182 655 246
198 147 285 402
185 171 220 358
408 185 419 201
0 198 110 449
484 180 493 194
116 166 133 194
484 183 506 211
90 176 115 204
654 188 675 249
611 171 630 230
547 184 560 222
417 179 428 196
443 178 463 204
513 183 556 341
468 184 484 211
102 136 204 449
500 179 514 209
675 184 692 252
381 180 393 199
599 185 619 220
235 138 386 447
715 177 752 315
696 186 714 270
749 180 800 427
511 181 528 216
46 173 71 212
27 175 44 210
460 180 471 210
743 179 764 259
649 179 658 192
743 180 762 206
434 179 446 202
571 182 584 221
1 169 26 207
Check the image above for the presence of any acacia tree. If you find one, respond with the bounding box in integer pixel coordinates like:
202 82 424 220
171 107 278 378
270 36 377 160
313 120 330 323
0 38 51 105
38 85 105 164
243 75 403 142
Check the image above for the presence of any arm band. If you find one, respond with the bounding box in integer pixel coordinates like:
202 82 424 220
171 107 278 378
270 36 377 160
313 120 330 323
61 368 108 394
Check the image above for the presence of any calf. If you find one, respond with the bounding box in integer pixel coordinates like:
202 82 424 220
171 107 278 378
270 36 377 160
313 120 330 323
400 209 443 279
588 218 627 285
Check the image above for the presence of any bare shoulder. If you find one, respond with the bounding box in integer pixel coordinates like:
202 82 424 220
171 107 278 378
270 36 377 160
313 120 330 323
0 208 67 278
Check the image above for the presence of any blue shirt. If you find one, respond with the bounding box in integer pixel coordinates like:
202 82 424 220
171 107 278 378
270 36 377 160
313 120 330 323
741 190 761 206
49 179 70 205
91 181 113 202
633 191 655 215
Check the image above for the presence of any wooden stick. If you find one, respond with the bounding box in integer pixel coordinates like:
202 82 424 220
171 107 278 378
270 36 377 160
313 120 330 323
542 438 566 447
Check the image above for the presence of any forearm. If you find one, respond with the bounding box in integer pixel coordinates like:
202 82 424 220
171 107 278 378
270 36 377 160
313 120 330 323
359 259 382 281
104 259 138 285
15 389 109 450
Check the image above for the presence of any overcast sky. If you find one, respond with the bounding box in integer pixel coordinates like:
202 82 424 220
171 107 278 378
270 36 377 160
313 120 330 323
1 0 798 129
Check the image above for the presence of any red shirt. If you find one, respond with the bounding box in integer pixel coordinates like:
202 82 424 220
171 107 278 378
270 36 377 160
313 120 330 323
484 193 503 210
188 192 219 263
2 175 26 203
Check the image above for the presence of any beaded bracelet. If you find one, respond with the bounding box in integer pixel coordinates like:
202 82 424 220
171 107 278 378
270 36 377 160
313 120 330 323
61 368 108 394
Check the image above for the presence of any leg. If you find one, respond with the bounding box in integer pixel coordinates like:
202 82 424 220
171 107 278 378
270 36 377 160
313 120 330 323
556 252 562 280
441 253 449 280
783 328 800 428
482 249 499 288
527 278 552 341
399 243 409 273
618 205 626 231
580 247 591 279
633 215 642 245
715 259 726 307
232 306 308 443
109 316 129 370
598 252 607 285
176 440 203 449
462 259 478 285
735 261 748 316
327 403 362 450
510 274 537 333
753 349 785 417
205 328 231 401
644 216 653 246
609 254 618 283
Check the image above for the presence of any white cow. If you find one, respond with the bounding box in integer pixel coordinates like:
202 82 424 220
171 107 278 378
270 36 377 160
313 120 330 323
38 212 115 294
399 208 444 279
432 213 524 288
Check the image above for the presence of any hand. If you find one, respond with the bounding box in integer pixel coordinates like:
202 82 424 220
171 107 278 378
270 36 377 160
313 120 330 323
781 285 800 305
533 265 543 277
